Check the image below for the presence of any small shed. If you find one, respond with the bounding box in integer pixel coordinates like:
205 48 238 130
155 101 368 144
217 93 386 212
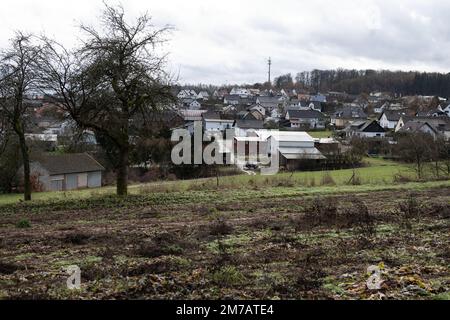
27 153 105 192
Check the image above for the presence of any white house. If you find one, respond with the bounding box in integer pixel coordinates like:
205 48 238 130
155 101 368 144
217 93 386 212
343 120 386 138
177 89 197 99
202 113 234 133
379 110 404 129
285 109 326 129
230 88 251 97
197 91 210 101
249 104 266 116
188 100 201 110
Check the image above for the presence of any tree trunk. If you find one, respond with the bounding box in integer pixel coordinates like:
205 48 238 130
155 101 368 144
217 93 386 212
116 145 129 196
17 129 31 201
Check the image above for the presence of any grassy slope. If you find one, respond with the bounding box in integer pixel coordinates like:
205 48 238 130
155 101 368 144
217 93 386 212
307 130 333 138
0 157 444 206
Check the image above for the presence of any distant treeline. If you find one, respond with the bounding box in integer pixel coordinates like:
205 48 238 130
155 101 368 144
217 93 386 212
291 69 450 97
181 69 450 98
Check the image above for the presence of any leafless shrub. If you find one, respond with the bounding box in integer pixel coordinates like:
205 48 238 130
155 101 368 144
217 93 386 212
424 202 450 219
304 197 338 228
342 197 375 238
399 193 420 229
294 248 327 291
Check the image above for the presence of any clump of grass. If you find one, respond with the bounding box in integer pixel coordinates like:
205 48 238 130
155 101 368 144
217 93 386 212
347 172 362 185
16 219 31 229
320 172 336 186
210 265 245 287
393 173 415 184
209 218 234 236
136 232 186 258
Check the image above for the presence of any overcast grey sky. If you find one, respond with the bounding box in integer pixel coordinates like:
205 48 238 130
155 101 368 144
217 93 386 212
0 0 448 85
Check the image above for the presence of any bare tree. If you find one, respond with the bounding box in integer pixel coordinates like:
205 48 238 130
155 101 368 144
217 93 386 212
396 132 434 180
40 4 175 196
0 33 42 201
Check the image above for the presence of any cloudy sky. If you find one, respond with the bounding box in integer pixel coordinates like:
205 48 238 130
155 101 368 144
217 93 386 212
0 0 449 85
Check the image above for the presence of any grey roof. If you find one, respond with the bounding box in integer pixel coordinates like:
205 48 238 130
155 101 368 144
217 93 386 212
399 121 437 133
416 109 447 117
308 101 323 109
344 120 385 133
34 153 105 175
334 106 367 119
202 112 221 120
287 109 325 119
233 119 264 129
258 96 281 103
380 110 404 121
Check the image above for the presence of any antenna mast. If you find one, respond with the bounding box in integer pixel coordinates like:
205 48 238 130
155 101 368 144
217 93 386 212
268 57 272 84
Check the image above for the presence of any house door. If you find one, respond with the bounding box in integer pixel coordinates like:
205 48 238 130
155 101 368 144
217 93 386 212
77 173 88 188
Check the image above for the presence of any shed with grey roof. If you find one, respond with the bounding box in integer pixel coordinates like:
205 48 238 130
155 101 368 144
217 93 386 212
25 153 105 192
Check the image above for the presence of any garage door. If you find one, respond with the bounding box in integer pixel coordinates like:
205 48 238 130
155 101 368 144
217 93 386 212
77 173 88 188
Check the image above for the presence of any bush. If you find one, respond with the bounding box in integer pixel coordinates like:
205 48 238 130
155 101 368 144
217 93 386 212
210 266 245 287
399 193 421 229
342 198 375 237
320 172 336 186
304 197 338 228
16 219 31 229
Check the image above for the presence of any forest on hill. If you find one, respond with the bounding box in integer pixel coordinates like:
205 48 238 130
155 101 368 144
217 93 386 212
288 69 450 97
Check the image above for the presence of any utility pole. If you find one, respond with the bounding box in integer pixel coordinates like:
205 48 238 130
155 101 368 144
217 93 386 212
268 57 272 85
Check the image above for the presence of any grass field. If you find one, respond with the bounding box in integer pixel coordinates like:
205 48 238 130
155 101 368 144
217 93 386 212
307 131 334 138
0 158 421 205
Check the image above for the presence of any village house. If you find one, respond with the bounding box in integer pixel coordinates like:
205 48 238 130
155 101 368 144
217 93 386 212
373 101 389 114
178 109 208 122
256 96 284 112
395 116 450 140
310 93 327 103
342 120 386 138
395 116 450 133
177 89 198 99
213 89 228 100
416 108 447 117
331 106 367 129
202 112 234 133
249 104 266 117
25 153 105 192
379 110 406 129
223 94 241 105
229 88 251 97
398 121 439 139
197 91 210 101
284 109 326 130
